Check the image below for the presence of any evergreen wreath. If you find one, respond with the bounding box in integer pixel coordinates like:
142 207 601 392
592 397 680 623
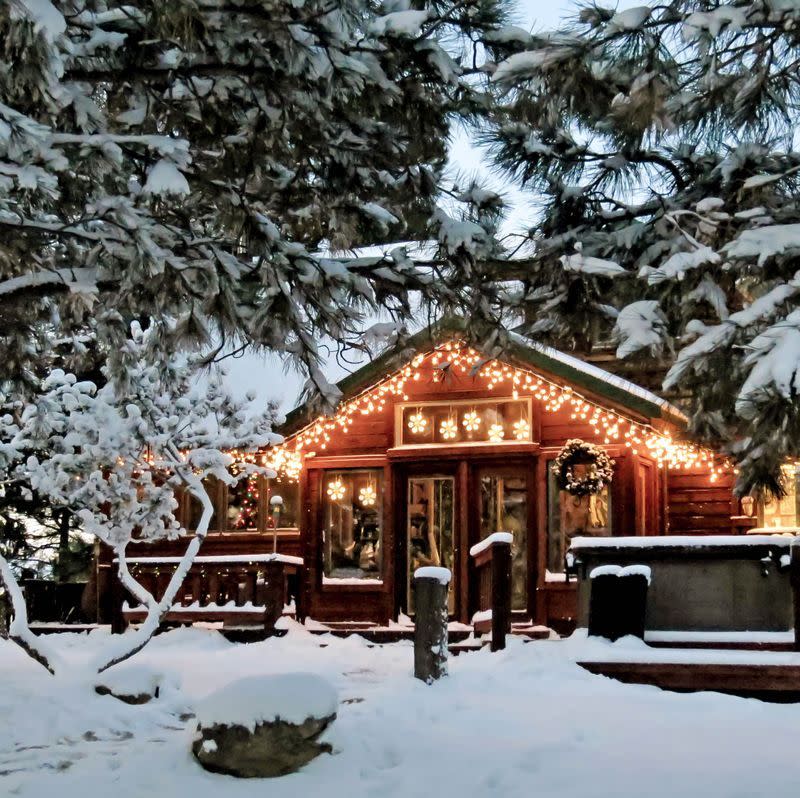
552 439 614 497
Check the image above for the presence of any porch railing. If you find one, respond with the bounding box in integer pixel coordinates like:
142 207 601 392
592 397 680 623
112 553 303 633
470 532 512 651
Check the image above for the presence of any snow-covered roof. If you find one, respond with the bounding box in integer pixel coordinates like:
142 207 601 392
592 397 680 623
282 317 686 434
510 332 686 423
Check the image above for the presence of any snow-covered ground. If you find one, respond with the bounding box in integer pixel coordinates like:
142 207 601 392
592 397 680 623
2 626 800 797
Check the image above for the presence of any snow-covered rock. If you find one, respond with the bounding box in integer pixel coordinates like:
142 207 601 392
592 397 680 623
95 663 174 705
192 673 337 778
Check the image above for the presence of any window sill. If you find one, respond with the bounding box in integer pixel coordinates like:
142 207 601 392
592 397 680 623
321 577 385 590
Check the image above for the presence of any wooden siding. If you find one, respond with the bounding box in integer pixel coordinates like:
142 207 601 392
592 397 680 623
666 470 740 536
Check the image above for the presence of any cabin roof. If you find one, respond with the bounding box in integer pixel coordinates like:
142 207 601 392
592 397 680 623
281 318 686 436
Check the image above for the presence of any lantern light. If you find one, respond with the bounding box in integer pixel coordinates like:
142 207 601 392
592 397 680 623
359 484 377 506
408 411 428 434
440 417 458 440
488 422 505 442
463 409 481 432
326 478 345 501
513 418 530 441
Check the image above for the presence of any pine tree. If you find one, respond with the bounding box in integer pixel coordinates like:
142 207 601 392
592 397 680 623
0 322 279 674
1 0 510 405
487 1 800 495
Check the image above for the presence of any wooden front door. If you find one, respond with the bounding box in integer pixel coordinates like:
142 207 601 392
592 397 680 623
395 464 460 618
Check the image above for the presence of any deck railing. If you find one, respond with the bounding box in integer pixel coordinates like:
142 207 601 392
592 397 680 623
112 554 303 633
470 532 512 651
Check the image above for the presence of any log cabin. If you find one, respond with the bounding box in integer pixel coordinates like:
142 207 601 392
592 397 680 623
95 320 764 634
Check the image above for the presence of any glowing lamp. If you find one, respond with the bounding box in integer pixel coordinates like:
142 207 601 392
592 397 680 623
359 484 377 506
440 417 458 440
512 419 530 441
408 411 428 434
326 478 345 501
488 422 505 442
462 410 481 432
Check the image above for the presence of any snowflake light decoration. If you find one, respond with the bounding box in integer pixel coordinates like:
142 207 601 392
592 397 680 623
462 409 481 432
439 417 458 440
512 419 530 441
359 484 377 506
408 411 428 434
488 422 505 442
326 478 345 501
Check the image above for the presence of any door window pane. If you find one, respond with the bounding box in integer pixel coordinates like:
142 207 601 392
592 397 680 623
547 460 612 575
479 473 527 610
407 477 455 613
322 470 383 580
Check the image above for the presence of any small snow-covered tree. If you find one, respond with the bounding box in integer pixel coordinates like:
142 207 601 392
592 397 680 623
0 326 279 675
1 0 512 407
486 1 800 494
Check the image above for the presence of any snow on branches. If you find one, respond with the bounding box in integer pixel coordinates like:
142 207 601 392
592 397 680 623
485 0 800 494
0 0 510 404
0 325 280 674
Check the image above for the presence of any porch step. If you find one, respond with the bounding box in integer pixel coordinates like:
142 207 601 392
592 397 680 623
512 623 556 641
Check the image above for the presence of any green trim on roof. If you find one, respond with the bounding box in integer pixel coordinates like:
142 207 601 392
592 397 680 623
280 318 681 437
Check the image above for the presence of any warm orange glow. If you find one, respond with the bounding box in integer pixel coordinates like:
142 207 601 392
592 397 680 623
266 341 730 482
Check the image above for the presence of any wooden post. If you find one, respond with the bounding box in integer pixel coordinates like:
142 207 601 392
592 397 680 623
490 540 512 652
262 560 285 635
413 567 451 684
791 543 800 652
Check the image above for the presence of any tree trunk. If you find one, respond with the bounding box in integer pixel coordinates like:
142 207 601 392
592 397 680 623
94 469 213 674
0 552 61 675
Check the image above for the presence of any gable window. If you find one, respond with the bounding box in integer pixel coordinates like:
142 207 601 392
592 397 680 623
322 469 383 580
397 398 533 447
546 458 612 577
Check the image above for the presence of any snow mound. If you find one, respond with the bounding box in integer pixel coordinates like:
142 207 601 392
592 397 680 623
195 673 338 731
95 663 177 704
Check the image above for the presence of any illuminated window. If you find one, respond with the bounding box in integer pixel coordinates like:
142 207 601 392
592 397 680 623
760 465 800 528
479 472 527 610
227 470 260 531
265 479 300 530
399 400 533 446
323 469 383 580
546 459 612 575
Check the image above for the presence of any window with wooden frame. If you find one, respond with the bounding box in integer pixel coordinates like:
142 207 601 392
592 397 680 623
545 458 613 578
759 464 800 529
396 398 534 447
265 478 301 531
321 469 383 581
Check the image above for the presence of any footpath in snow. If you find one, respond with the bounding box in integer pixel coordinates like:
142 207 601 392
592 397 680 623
2 625 800 798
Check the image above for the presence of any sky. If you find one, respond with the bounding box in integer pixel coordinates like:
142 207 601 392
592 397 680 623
222 0 640 414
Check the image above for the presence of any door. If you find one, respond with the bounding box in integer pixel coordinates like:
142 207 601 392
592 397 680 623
475 466 531 614
399 472 457 615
